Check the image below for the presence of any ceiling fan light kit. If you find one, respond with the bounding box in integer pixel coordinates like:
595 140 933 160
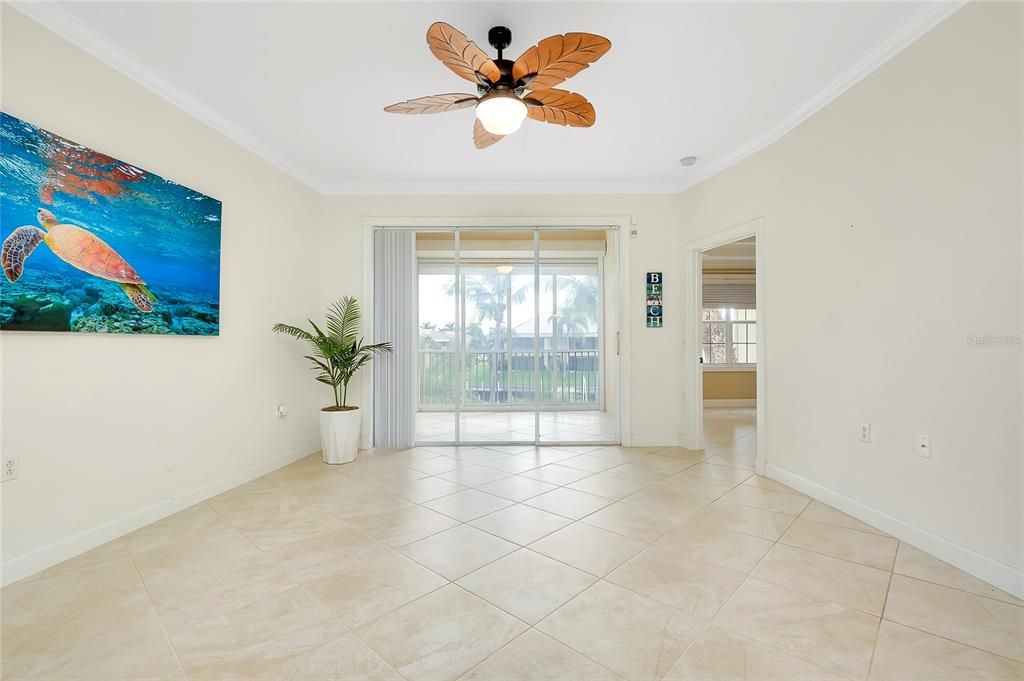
476 91 528 135
385 22 611 148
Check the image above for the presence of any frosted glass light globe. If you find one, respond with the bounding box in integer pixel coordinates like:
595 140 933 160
476 93 528 135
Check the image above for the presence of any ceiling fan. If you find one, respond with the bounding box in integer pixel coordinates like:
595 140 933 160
384 23 611 148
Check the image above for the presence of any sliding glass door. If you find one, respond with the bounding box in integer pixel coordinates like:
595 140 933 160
415 230 458 444
413 227 616 446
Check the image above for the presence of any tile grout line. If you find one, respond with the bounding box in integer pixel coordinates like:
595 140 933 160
773 533 896 574
162 498 333 680
657 497 812 679
864 541 898 680
875 613 1024 666
293 576 411 681
647 411 849 675
518 579 638 677
888 569 1024 609
237 489 449 680
337 451 738 676
122 536 191 681
240 434 737 677
435 423 759 678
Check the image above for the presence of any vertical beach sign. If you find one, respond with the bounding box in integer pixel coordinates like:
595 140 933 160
646 272 662 328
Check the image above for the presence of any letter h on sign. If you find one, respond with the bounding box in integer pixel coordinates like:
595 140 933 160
646 272 663 328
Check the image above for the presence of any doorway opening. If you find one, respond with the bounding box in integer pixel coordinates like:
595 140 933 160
370 224 625 448
684 218 765 473
700 236 757 469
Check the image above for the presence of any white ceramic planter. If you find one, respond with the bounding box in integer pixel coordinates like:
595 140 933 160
319 407 361 465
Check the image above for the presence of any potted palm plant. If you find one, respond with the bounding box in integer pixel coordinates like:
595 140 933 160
273 297 392 464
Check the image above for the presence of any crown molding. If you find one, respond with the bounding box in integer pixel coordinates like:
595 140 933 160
9 1 333 195
675 0 968 194
13 1 965 198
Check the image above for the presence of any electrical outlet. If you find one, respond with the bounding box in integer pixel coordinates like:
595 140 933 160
918 434 931 458
859 423 872 443
3 456 19 482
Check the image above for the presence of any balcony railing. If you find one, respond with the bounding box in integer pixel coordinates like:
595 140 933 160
419 350 599 408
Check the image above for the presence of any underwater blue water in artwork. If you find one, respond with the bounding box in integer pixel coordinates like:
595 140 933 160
0 111 221 335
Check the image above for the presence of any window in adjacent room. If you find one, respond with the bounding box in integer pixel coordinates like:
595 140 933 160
702 307 756 365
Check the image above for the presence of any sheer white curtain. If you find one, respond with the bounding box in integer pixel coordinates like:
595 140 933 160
372 229 417 448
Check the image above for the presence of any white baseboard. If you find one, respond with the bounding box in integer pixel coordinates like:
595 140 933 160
765 464 1024 600
704 399 756 408
1 440 320 587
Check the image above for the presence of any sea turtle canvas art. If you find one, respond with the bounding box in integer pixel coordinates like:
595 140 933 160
0 112 221 335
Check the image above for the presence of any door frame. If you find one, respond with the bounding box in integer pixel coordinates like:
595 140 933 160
362 216 632 449
683 217 766 474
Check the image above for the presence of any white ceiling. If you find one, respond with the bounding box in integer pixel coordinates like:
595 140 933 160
20 2 960 195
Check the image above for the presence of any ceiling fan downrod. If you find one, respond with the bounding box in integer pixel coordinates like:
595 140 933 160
488 25 512 59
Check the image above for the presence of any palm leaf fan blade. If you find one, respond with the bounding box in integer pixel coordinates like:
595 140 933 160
384 94 478 115
512 33 611 90
427 22 501 84
525 89 596 127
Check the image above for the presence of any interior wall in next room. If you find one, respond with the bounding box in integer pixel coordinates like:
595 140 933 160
704 371 756 401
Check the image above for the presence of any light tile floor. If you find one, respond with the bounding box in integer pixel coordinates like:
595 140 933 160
416 410 618 444
4 409 1022 680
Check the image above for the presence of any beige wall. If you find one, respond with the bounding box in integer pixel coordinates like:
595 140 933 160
703 371 756 400
678 2 1022 586
1 8 324 582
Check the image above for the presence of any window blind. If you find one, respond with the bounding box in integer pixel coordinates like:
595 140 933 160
372 229 417 449
702 273 755 308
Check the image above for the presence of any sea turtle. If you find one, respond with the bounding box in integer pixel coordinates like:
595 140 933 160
1 208 156 312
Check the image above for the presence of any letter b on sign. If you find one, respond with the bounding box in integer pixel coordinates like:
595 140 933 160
646 272 661 285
